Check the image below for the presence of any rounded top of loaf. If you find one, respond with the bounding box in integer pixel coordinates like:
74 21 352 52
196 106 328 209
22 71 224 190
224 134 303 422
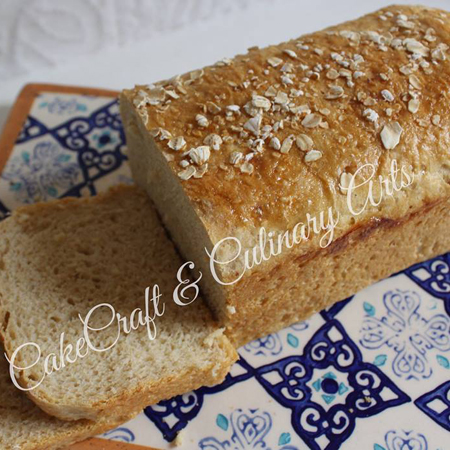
122 4 450 263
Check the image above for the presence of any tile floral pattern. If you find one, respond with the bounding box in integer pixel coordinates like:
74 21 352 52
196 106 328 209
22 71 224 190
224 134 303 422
1 91 449 449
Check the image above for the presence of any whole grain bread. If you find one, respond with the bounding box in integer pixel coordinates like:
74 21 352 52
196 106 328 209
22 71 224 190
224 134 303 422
120 4 450 346
0 346 134 450
0 185 237 421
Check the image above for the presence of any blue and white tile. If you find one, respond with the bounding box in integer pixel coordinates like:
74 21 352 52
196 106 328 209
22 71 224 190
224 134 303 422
189 379 308 449
254 319 410 450
0 134 83 209
415 380 450 433
30 93 116 129
334 274 450 400
92 151 133 194
240 314 326 369
343 402 450 450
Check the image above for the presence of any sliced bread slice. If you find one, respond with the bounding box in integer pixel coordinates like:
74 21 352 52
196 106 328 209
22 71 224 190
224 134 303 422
0 185 237 422
0 346 134 450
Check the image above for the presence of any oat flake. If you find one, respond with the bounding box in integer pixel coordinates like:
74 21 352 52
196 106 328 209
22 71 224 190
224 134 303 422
409 75 422 90
302 113 322 128
404 38 429 57
280 136 295 154
196 114 209 127
381 90 394 102
326 85 344 100
240 162 254 174
178 166 196 180
168 136 186 151
363 108 379 123
304 149 322 162
408 99 420 114
194 164 208 178
283 49 297 58
270 137 281 150
268 57 283 67
252 95 272 111
274 91 289 105
204 134 223 151
229 151 244 165
296 134 314 151
244 115 262 136
326 69 340 80
381 121 403 150
189 146 211 165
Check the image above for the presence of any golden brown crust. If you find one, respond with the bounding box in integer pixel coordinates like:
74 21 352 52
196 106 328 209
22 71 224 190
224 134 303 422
123 4 450 257
227 196 450 345
23 415 135 450
28 336 236 421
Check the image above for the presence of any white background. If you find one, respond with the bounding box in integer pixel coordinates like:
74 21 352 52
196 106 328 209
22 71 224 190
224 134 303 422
1 0 449 132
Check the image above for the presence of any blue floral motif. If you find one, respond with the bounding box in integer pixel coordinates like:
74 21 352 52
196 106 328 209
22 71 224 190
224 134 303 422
216 414 229 431
101 427 135 443
374 430 428 450
308 369 350 408
278 432 291 445
243 321 309 357
144 360 253 442
436 354 450 369
290 321 309 332
405 254 450 316
199 409 299 450
244 334 284 357
2 141 80 203
256 320 410 450
38 97 87 115
415 381 450 432
360 290 450 380
92 101 123 130
16 117 48 144
373 355 388 367
51 101 126 193
3 99 128 203
144 391 203 442
88 129 121 152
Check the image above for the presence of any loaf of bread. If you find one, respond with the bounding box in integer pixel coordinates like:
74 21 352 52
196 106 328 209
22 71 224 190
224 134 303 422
0 185 237 421
0 344 133 450
121 4 450 346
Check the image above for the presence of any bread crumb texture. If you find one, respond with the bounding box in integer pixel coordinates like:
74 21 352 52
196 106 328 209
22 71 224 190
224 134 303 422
0 185 237 421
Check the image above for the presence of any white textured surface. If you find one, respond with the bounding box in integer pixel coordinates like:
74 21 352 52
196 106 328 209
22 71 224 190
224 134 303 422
0 0 449 132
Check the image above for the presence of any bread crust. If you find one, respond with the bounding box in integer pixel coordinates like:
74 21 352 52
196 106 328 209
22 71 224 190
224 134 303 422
17 415 133 450
226 197 450 345
25 334 236 421
0 345 136 450
122 5 450 344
